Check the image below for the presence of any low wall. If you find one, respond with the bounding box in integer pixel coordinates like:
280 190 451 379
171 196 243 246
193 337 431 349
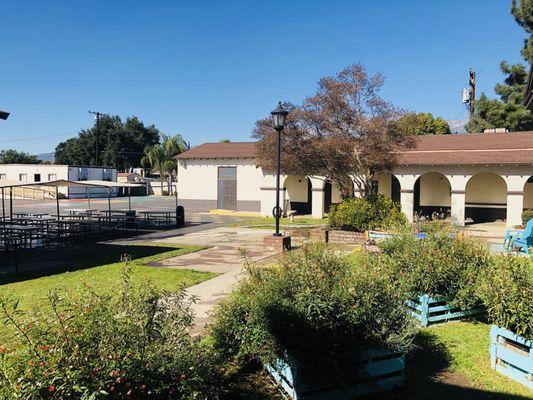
328 230 367 244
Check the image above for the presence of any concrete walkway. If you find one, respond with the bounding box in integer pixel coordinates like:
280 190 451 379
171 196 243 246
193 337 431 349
149 227 278 334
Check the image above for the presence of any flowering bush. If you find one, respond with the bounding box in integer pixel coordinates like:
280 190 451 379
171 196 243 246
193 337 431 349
0 266 220 399
477 255 533 339
377 229 492 309
210 244 417 383
328 194 406 232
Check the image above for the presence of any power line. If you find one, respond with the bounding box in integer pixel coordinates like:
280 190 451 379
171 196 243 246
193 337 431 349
0 130 78 143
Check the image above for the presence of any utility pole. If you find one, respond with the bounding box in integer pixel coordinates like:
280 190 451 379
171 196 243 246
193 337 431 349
89 111 102 165
468 69 476 128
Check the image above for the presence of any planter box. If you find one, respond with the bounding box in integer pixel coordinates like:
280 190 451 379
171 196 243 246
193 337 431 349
284 227 312 244
405 294 484 327
490 325 532 389
266 349 404 400
328 230 366 244
309 227 328 242
367 230 399 242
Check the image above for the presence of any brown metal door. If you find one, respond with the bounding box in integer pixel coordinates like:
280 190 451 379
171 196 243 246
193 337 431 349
217 167 237 210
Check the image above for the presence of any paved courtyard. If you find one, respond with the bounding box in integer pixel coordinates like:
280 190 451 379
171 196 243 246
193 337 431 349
147 227 278 334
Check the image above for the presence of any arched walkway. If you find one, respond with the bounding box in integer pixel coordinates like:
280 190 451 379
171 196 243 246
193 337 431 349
283 175 312 215
465 172 507 223
414 172 451 219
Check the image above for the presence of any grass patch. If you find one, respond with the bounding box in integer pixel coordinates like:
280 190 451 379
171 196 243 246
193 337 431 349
228 216 326 229
424 322 532 398
0 242 216 345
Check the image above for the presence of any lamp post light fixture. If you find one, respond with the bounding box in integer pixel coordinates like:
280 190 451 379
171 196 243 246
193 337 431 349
270 101 289 237
0 110 10 120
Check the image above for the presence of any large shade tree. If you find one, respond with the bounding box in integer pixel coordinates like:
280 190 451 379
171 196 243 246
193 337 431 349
466 0 533 132
253 63 411 198
55 115 160 169
0 149 40 164
395 112 451 135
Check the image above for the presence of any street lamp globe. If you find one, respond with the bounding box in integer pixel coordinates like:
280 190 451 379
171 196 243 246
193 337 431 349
270 101 289 131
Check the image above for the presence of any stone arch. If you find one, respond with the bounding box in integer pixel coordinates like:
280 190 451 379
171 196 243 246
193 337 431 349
465 172 507 223
413 172 452 219
283 175 312 215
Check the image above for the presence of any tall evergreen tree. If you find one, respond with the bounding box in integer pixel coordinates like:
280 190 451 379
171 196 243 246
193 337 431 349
466 0 533 132
55 115 161 169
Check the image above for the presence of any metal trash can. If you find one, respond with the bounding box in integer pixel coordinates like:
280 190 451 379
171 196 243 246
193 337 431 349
176 206 185 227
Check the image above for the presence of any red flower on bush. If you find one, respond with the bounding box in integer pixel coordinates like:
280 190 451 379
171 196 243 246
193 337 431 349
48 385 55 392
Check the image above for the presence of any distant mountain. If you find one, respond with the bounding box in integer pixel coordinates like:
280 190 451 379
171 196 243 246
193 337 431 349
447 118 468 134
36 152 55 162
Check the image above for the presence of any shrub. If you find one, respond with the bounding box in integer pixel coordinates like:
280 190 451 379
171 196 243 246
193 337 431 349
377 230 492 309
210 244 417 383
522 209 533 226
477 255 533 339
328 194 407 232
0 266 220 400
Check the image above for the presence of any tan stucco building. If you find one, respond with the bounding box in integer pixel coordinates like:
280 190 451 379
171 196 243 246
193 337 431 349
176 131 533 227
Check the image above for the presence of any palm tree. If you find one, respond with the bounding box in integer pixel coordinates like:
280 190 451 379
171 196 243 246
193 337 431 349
141 134 187 194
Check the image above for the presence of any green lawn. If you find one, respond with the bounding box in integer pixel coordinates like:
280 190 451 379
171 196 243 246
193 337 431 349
0 242 216 345
229 216 327 229
415 322 533 399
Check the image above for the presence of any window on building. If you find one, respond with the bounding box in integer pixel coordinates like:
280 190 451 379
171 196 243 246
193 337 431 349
34 174 41 182
48 173 57 181
19 173 27 182
78 167 88 181
102 168 113 181
0 174 6 180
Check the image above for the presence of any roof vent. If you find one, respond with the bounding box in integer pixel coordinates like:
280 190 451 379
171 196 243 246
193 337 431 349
483 128 508 133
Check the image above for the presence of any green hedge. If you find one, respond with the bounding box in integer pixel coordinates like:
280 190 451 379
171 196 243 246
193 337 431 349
477 255 533 339
210 244 417 382
328 194 407 232
377 228 492 309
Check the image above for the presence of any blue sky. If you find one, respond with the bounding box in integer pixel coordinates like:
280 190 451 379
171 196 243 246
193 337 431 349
0 0 526 154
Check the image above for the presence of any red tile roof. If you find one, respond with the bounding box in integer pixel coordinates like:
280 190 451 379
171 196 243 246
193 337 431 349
395 131 533 165
176 132 533 165
176 142 256 159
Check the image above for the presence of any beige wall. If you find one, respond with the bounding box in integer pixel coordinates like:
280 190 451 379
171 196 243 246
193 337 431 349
331 182 342 203
465 172 507 205
525 181 533 209
284 175 308 202
376 173 392 198
419 172 451 207
177 158 263 206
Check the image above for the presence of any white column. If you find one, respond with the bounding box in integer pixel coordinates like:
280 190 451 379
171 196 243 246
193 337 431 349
450 190 466 226
311 188 325 219
260 187 276 217
400 189 414 223
506 191 524 227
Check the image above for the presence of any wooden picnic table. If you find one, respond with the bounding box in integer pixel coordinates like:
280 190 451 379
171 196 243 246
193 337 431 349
68 208 98 216
13 212 50 218
138 210 173 226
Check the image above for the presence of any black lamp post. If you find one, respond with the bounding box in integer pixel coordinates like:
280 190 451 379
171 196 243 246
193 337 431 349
270 101 289 236
0 110 10 120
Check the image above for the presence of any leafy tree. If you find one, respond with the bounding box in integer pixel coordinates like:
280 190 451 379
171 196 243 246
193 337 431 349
141 134 187 189
219 139 231 143
253 63 411 198
0 149 40 164
466 1 533 132
55 115 161 169
395 112 450 135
